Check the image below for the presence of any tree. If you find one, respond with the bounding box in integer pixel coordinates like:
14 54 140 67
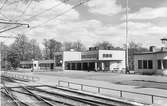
43 39 62 59
11 34 29 61
29 39 42 60
124 41 149 70
63 41 86 51
7 34 42 69
0 42 9 70
7 48 20 69
95 41 114 50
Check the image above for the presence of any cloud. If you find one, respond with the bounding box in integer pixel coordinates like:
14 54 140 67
0 0 165 48
128 7 167 20
87 0 122 16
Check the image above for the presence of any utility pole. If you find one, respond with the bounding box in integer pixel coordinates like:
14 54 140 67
0 42 2 71
125 0 129 73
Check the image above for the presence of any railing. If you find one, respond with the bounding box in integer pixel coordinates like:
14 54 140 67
1 72 40 82
57 80 167 104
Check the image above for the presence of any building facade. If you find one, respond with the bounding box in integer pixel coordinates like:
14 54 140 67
20 59 54 71
134 38 167 75
55 48 125 72
134 52 167 75
20 47 125 72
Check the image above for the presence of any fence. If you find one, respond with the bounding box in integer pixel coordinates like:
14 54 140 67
1 72 40 82
57 80 167 104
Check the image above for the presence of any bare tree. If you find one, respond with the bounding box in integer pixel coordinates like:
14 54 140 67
43 39 62 59
95 41 114 50
63 41 86 51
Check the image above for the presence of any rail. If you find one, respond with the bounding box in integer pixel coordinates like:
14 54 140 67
1 72 40 82
57 80 167 104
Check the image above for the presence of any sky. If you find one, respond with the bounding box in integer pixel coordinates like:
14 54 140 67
0 0 167 48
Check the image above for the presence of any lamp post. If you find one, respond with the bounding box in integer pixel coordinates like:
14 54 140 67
125 0 129 73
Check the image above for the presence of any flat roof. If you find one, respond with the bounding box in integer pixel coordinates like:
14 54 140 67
20 60 54 64
20 61 32 64
134 51 167 55
38 60 54 64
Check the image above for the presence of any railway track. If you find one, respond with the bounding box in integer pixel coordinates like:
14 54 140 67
1 75 142 106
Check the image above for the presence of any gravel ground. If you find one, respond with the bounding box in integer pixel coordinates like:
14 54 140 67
2 71 167 105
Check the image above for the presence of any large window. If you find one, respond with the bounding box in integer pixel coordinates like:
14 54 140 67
138 60 142 69
163 60 167 69
157 60 161 69
148 60 153 69
138 60 153 69
143 60 148 69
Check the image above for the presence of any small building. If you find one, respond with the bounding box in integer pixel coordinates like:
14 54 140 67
134 38 167 75
55 47 125 72
20 59 54 71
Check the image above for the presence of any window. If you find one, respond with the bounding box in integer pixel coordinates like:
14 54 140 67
143 60 147 69
103 54 112 58
138 60 142 69
163 60 167 69
157 60 161 69
148 60 153 69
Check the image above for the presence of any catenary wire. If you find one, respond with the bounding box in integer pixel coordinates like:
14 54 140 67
15 0 33 21
21 0 70 22
28 0 90 31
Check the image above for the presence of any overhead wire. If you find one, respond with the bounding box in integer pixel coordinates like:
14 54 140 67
21 0 70 22
0 0 10 20
28 0 90 31
0 0 8 10
15 0 33 21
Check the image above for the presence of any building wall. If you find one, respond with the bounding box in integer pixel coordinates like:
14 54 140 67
134 52 167 74
134 54 156 74
99 50 125 71
63 51 81 70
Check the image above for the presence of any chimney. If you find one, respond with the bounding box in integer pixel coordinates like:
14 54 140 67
149 46 156 52
161 38 167 48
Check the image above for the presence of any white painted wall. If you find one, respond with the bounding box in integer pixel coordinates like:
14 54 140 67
99 50 126 71
32 60 39 71
62 51 81 70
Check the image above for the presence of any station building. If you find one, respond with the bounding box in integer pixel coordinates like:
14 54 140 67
134 38 167 75
55 47 125 72
20 47 125 72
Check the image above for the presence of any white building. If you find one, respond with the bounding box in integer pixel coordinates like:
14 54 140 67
55 47 125 72
134 38 167 75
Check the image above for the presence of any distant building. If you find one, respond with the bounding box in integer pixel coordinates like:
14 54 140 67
20 59 54 71
134 38 167 75
20 47 125 72
55 48 125 72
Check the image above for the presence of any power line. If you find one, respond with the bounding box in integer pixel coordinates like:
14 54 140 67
0 0 10 20
29 0 90 30
21 0 70 22
15 0 33 20
0 0 7 10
